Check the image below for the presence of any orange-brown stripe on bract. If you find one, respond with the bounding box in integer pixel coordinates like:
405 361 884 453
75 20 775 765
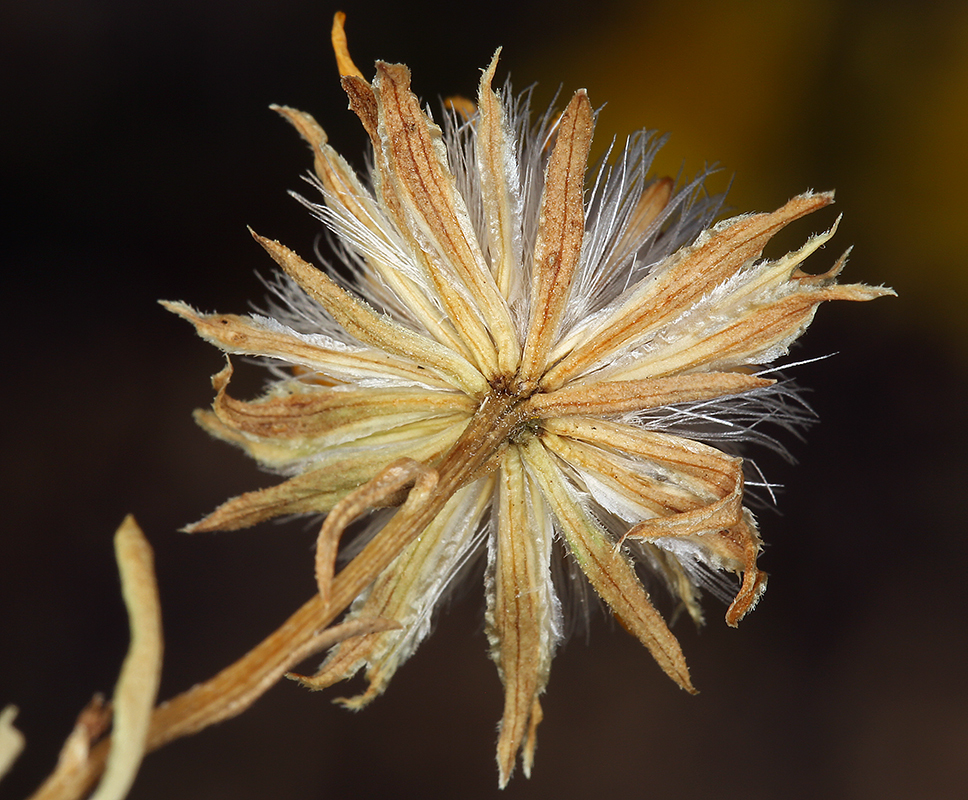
541 192 835 390
491 446 552 786
374 61 519 378
520 436 695 692
517 89 593 391
250 232 488 396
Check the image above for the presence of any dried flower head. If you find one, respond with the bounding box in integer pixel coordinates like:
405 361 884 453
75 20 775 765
165 14 892 786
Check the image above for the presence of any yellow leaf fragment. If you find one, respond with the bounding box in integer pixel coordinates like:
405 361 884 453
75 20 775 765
331 11 364 80
90 516 163 800
0 706 24 782
444 95 477 120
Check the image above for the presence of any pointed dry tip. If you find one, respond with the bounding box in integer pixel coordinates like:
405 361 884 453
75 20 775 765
158 299 201 325
332 11 365 80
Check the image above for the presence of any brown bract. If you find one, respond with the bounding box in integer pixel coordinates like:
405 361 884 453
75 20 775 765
160 12 894 788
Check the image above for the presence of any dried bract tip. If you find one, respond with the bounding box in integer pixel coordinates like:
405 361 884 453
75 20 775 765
331 11 364 80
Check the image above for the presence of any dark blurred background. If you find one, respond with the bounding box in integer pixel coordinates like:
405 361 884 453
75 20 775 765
2 1 966 798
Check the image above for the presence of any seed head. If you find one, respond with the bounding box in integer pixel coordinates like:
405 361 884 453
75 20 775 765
165 13 893 786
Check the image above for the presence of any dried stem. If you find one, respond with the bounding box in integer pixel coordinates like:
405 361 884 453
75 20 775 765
28 384 529 800
29 586 394 800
